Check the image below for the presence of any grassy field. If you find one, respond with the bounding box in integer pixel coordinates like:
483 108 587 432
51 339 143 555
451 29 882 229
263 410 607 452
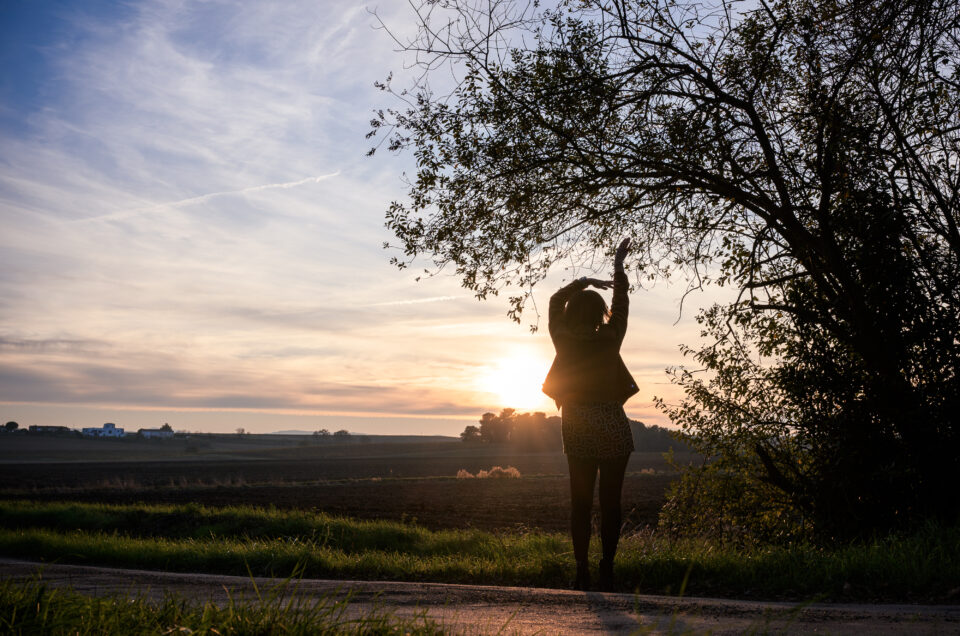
2 500 959 603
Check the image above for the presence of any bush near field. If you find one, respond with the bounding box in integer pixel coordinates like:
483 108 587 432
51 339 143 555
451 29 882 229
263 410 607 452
456 466 521 479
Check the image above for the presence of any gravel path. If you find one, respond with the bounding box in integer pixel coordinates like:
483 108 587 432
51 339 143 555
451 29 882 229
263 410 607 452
2 558 958 634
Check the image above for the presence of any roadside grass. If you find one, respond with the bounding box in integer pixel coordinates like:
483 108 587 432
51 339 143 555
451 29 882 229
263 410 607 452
0 576 448 635
1 500 957 602
615 525 960 602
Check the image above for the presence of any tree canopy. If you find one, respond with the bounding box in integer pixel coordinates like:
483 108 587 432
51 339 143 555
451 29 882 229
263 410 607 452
472 409 562 447
372 0 960 539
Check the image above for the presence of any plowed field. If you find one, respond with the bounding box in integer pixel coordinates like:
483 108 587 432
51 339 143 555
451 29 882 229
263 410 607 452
0 437 691 532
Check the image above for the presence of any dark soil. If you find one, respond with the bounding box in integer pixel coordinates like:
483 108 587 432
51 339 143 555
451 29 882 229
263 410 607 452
0 473 673 533
0 449 683 532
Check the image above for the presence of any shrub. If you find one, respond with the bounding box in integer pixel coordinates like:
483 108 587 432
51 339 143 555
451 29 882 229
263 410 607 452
456 466 521 479
659 458 808 545
477 466 521 479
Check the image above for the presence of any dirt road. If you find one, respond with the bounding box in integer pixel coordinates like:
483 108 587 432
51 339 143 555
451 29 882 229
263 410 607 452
2 558 958 634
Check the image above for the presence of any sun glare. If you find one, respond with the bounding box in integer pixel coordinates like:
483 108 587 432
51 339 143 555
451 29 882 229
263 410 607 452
479 353 554 411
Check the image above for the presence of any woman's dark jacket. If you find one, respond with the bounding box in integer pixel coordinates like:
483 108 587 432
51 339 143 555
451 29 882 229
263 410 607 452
542 270 639 408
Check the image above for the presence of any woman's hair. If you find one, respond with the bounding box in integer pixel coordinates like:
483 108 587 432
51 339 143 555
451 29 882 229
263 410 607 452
564 289 610 332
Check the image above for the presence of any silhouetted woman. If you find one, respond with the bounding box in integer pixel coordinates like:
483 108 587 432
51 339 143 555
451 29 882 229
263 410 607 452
542 238 638 591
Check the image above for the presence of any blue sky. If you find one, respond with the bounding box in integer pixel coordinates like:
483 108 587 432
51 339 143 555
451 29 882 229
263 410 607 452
0 0 714 435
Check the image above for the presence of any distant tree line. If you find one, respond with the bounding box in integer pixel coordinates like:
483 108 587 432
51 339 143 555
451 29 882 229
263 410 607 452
461 409 684 452
461 409 560 449
629 420 684 453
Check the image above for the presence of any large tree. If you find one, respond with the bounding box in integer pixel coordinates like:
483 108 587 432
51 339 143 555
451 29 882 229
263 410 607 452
371 0 960 539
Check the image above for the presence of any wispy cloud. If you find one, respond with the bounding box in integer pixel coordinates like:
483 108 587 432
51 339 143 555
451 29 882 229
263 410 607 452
69 172 342 224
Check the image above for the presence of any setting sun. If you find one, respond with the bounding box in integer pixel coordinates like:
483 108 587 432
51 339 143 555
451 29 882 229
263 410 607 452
478 353 555 412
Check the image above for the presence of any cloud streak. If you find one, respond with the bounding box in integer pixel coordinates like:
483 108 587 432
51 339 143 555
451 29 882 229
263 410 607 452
68 172 342 224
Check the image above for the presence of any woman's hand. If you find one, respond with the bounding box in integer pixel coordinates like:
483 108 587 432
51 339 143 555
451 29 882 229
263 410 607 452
614 238 631 270
580 277 614 290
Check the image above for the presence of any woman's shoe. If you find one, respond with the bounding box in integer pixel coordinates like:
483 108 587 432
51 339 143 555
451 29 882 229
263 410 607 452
598 558 614 592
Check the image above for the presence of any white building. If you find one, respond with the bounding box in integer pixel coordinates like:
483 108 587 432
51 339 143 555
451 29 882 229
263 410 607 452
81 422 125 438
138 428 174 439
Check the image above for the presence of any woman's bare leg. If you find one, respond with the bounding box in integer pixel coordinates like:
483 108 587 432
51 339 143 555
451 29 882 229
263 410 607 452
566 455 599 587
597 454 630 588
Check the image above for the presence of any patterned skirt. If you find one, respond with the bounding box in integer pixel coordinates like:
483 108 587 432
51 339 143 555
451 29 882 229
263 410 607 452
561 402 635 459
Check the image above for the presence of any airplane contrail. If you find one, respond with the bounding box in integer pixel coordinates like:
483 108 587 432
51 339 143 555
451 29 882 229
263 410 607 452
70 171 340 224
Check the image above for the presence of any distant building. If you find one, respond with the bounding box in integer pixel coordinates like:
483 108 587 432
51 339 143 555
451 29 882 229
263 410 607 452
81 422 125 438
138 428 174 439
28 425 73 435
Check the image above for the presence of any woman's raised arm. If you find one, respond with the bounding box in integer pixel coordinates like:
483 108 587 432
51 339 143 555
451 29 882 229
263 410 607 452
608 239 631 342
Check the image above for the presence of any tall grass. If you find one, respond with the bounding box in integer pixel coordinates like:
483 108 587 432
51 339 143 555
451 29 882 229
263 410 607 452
1 500 958 601
0 576 447 635
0 527 570 588
0 500 511 554
614 526 960 601
0 500 571 587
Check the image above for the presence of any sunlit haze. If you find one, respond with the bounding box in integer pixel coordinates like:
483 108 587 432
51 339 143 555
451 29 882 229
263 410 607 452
0 0 720 435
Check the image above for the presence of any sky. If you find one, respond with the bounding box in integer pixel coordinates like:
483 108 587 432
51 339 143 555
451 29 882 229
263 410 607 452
0 0 721 436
